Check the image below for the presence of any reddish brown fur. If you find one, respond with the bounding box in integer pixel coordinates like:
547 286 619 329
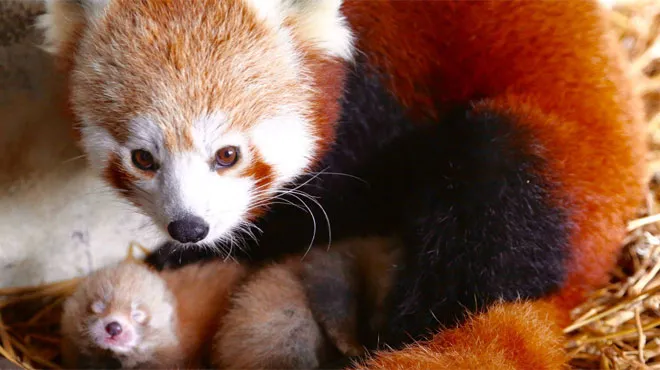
212 259 331 369
212 237 400 368
301 52 347 161
336 1 645 367
240 149 276 219
103 153 138 198
160 260 248 368
342 0 645 305
476 96 644 309
68 0 322 155
352 300 567 370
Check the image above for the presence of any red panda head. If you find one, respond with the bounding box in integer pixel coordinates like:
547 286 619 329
37 0 353 246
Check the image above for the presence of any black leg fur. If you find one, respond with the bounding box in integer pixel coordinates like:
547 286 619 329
378 107 571 347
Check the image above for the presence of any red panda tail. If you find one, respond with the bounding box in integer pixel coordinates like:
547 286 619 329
352 299 569 370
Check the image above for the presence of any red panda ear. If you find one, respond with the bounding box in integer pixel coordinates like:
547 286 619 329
36 0 111 56
247 0 354 60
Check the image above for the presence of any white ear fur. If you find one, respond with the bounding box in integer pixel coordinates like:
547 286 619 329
245 0 354 60
35 0 111 55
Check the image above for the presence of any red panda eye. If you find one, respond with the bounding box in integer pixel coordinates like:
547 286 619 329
131 149 158 171
215 146 239 168
90 300 106 314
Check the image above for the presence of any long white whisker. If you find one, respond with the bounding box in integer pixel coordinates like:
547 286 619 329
288 172 324 192
223 233 236 260
61 154 88 165
304 170 369 185
289 189 332 254
249 199 309 213
242 223 260 245
285 192 318 260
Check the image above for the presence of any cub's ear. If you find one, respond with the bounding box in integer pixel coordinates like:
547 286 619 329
36 0 111 55
247 0 354 60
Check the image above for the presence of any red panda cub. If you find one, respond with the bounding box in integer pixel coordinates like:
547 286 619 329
298 236 403 356
213 257 331 369
213 236 402 369
60 261 181 369
60 260 246 369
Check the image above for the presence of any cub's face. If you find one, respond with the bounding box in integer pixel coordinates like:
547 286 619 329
38 0 353 245
61 262 177 365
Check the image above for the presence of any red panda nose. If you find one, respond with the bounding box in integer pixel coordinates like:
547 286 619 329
105 321 122 337
167 215 209 243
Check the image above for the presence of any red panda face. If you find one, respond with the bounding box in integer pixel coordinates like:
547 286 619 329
61 262 177 367
38 0 353 245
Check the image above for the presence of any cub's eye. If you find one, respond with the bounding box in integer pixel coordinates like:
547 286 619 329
90 300 106 314
131 149 158 171
131 304 148 324
215 146 239 168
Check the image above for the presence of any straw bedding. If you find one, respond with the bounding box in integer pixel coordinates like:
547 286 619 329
1 1 658 369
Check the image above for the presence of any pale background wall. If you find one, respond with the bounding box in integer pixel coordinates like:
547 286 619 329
0 1 165 289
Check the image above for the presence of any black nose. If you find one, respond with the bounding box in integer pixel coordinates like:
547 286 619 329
167 215 209 243
105 321 122 337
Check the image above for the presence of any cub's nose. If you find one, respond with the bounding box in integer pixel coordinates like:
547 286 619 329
167 215 209 243
105 321 122 337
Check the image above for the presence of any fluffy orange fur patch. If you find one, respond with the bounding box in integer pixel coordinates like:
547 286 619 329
60 0 320 154
212 259 329 369
342 0 646 308
352 300 567 370
160 260 247 368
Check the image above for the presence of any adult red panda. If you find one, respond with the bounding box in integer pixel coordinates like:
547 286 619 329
38 0 646 368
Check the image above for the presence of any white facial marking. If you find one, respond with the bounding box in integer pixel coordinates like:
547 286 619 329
250 112 315 184
191 111 230 156
78 111 258 245
79 115 164 183
142 151 254 244
118 113 255 244
79 125 118 173
125 116 166 158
